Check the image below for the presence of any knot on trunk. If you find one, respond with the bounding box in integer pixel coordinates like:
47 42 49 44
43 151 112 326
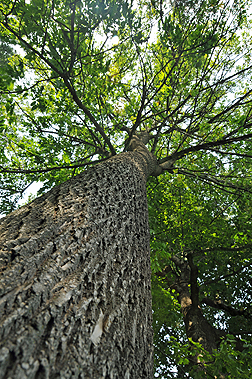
126 135 162 178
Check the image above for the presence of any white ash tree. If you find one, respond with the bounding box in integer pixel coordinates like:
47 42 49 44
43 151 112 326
1 0 252 377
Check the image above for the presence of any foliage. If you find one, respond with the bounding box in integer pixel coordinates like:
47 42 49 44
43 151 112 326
148 172 252 377
1 0 252 376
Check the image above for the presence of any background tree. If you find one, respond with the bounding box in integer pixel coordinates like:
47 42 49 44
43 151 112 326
149 173 252 377
1 0 252 377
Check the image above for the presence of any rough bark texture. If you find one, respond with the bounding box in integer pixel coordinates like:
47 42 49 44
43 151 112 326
0 146 156 379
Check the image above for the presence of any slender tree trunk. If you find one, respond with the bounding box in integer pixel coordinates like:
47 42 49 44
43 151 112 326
0 143 156 379
177 256 225 356
158 256 226 376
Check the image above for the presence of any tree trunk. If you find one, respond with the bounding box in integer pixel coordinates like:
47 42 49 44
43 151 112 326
0 145 156 379
178 257 225 356
158 256 226 376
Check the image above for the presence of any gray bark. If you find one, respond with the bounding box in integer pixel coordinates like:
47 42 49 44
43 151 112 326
0 146 157 379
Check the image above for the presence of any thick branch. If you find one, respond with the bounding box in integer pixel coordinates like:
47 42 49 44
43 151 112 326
159 133 252 165
202 298 252 319
188 254 199 308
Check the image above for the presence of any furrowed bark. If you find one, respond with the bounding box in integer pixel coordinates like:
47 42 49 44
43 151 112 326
0 146 157 379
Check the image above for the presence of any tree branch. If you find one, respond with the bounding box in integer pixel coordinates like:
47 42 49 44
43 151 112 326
0 157 108 174
160 133 252 165
202 261 252 286
1 18 116 156
202 297 252 319
188 254 199 307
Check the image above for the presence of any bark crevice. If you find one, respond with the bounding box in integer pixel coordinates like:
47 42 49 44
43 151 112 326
0 149 153 379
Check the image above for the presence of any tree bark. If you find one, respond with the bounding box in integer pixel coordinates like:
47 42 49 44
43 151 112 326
0 146 156 379
179 256 225 356
158 256 226 375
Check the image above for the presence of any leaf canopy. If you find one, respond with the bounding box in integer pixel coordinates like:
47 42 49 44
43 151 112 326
1 0 252 209
1 0 252 376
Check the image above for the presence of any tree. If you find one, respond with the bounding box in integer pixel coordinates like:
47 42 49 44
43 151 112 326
1 0 252 377
149 173 252 377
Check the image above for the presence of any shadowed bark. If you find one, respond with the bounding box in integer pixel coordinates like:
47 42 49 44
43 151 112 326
0 142 158 378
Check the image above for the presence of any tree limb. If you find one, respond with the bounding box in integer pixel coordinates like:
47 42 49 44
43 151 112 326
202 297 252 319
